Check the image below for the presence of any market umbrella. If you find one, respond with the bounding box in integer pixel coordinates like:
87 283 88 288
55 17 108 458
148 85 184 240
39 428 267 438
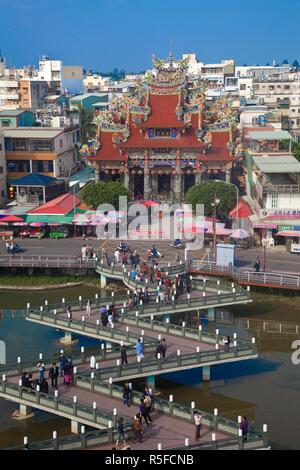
13 222 27 226
1 215 24 222
47 223 62 226
230 229 250 239
206 226 232 236
181 226 207 234
276 231 300 237
30 222 46 227
0 222 9 226
140 200 161 207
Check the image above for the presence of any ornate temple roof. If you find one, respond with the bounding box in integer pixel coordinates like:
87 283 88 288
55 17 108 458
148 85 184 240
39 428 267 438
80 53 241 165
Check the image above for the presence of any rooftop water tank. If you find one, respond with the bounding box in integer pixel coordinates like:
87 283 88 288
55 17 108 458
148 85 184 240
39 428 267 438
257 115 267 126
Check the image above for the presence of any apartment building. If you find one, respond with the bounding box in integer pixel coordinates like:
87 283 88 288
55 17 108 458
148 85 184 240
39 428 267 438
4 126 81 180
0 130 6 206
0 78 19 111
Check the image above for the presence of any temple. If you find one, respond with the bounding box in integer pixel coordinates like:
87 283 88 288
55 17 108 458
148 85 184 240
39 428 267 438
80 53 243 201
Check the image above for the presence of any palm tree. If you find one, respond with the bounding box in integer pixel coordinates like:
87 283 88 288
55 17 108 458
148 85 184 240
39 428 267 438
77 104 97 145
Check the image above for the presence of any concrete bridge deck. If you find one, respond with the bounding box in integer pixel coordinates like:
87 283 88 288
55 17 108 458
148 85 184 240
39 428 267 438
25 306 258 382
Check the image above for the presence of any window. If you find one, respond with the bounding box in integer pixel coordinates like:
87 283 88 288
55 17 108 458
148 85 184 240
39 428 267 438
271 193 278 209
48 161 53 172
60 139 63 148
0 143 2 151
1 191 4 197
7 160 30 172
154 128 171 138
13 139 26 151
23 99 28 105
31 140 52 151
0 166 3 173
240 84 246 90
284 85 290 90
1 120 10 127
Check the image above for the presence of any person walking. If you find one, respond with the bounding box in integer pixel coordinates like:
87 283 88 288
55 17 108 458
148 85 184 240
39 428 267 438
58 352 67 378
254 257 261 273
115 249 120 264
194 410 203 441
123 382 131 407
136 338 144 361
161 338 167 359
239 416 248 441
37 361 45 383
121 345 128 366
155 341 163 359
132 414 143 443
143 395 152 423
49 363 59 388
115 417 126 448
86 299 91 317
139 399 151 425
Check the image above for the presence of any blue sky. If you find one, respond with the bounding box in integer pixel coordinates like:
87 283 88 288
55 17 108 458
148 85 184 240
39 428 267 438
0 0 299 72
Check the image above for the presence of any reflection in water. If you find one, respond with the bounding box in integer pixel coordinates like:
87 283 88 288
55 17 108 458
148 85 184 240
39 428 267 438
0 287 299 449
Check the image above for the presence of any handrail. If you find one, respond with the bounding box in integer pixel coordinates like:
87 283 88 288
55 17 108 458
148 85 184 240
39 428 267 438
0 379 132 429
74 342 257 381
191 260 300 289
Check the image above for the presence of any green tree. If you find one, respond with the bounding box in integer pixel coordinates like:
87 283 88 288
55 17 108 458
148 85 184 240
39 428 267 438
81 180 131 209
280 139 300 161
281 59 289 65
78 104 97 145
292 60 299 68
185 181 236 217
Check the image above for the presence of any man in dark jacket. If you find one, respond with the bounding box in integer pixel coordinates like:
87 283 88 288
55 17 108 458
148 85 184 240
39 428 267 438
155 341 163 359
121 345 128 365
123 382 131 407
49 363 59 388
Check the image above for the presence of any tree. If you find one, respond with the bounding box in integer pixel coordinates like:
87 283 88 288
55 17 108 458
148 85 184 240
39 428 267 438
281 59 289 65
185 181 236 217
77 104 97 145
280 139 300 162
292 60 299 68
81 180 131 210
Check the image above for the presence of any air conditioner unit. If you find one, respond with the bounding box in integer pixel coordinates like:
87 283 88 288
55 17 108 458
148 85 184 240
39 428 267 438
252 117 258 125
259 97 264 104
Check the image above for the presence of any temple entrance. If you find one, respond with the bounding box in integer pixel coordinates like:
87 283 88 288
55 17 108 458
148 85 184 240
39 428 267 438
184 172 195 193
133 172 144 199
157 174 171 198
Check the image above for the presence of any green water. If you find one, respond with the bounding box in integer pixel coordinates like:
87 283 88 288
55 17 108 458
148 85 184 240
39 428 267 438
0 286 299 449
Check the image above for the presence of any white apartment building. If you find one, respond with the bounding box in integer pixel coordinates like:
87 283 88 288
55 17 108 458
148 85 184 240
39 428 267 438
0 79 19 111
183 54 235 84
0 130 6 206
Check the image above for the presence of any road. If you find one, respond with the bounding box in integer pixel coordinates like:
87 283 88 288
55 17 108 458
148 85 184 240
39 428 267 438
1 237 299 275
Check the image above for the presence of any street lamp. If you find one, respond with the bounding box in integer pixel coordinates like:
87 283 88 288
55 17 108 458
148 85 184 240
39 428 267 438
214 179 239 229
211 194 220 262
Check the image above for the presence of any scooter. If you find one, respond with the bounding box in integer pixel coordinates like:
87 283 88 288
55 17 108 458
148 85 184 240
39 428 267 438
169 240 183 249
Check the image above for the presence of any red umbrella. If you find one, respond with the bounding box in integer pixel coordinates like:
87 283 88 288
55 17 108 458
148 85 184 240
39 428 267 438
140 201 161 207
1 215 24 222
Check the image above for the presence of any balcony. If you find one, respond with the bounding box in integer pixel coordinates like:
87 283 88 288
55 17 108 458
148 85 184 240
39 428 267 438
263 183 300 194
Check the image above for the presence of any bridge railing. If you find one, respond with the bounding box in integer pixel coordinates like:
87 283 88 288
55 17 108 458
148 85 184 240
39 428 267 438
191 260 300 289
0 255 96 269
117 313 253 348
74 371 263 440
26 309 156 345
74 341 257 382
0 342 157 377
0 426 130 451
0 379 133 431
